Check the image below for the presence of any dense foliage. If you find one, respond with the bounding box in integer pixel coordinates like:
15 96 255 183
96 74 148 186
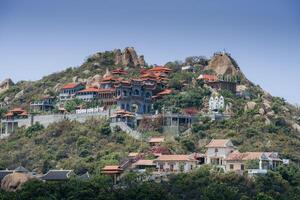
1 165 299 200
0 119 141 174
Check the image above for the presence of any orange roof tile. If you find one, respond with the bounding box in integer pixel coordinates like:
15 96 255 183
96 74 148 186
149 67 171 73
19 112 28 116
133 160 155 166
155 155 196 162
197 74 218 82
5 112 13 117
10 108 26 113
205 139 233 148
225 151 277 161
62 83 82 89
156 89 172 96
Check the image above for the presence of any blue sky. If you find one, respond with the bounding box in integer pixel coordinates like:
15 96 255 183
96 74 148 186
0 0 299 104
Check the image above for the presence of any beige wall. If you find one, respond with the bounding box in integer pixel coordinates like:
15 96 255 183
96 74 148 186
155 161 197 173
226 161 244 172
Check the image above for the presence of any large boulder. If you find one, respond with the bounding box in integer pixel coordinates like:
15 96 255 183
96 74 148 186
292 123 300 133
72 76 79 83
0 78 14 94
259 108 265 115
114 49 122 65
114 47 145 67
138 55 146 66
1 172 35 192
244 101 257 111
14 90 24 100
207 52 241 76
53 83 62 92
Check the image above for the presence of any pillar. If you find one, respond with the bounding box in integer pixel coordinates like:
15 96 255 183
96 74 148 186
5 123 8 134
259 159 262 170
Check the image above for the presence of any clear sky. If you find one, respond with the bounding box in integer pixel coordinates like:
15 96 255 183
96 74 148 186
0 0 299 104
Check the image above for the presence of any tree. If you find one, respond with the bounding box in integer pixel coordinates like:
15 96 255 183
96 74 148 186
25 122 44 138
64 98 84 112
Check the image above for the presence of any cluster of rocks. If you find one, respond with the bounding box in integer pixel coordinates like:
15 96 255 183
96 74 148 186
1 172 35 192
207 52 241 76
114 47 146 67
0 78 14 94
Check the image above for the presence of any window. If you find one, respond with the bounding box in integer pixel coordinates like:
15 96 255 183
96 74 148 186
123 91 127 96
230 164 234 170
134 89 140 96
241 164 244 170
145 92 151 98
215 148 218 153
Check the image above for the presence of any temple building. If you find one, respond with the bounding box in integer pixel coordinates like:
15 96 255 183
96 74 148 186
30 96 55 112
197 74 237 93
76 88 100 102
115 79 156 114
209 95 225 112
1 108 28 135
59 83 85 102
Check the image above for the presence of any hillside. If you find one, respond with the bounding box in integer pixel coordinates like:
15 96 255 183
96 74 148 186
0 47 300 174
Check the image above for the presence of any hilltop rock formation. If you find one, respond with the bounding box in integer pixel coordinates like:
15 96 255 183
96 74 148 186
114 47 146 67
207 52 241 76
0 78 14 94
1 173 35 192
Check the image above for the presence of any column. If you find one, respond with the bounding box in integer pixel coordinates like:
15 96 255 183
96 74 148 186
259 159 262 170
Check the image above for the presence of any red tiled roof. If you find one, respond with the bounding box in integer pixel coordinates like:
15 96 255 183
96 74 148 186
62 83 82 89
19 112 28 116
133 160 155 166
10 108 26 113
197 74 218 82
149 67 171 73
5 112 13 117
112 68 128 75
155 155 196 162
205 139 233 148
157 89 172 96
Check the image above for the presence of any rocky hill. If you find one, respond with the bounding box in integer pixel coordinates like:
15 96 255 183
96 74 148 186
0 47 300 173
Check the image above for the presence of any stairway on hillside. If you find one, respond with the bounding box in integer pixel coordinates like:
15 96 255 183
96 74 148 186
110 122 141 140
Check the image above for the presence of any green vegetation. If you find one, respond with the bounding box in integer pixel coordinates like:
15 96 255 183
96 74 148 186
0 119 141 174
1 165 300 200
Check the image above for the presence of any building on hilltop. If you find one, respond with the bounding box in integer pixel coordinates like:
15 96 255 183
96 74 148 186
153 154 197 173
59 83 85 102
197 73 237 93
1 108 28 136
225 151 282 175
115 79 156 114
30 96 55 113
205 139 235 170
110 109 135 127
76 87 101 102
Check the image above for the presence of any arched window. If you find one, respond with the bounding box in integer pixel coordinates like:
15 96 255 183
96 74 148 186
145 92 151 99
134 89 140 96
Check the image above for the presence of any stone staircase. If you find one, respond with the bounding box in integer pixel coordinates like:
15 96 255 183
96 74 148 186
110 122 142 140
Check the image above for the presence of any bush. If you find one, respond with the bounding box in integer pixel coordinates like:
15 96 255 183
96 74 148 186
25 122 44 138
